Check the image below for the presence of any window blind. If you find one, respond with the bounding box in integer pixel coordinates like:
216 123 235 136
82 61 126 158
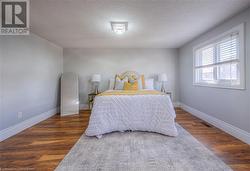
193 28 244 89
195 46 214 67
218 34 238 63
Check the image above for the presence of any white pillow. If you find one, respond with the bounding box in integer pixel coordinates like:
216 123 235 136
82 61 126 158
137 76 143 90
114 76 128 90
128 75 145 90
144 79 154 90
108 78 115 90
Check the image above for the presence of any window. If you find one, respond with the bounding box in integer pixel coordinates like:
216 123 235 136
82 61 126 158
193 23 245 89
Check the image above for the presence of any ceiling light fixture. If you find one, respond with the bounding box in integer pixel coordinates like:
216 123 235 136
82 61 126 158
110 21 128 34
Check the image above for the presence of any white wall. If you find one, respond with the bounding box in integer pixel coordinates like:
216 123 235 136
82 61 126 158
179 8 250 133
63 48 179 105
0 33 63 131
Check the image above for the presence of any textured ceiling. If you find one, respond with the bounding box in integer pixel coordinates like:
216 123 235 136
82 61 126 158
30 0 250 48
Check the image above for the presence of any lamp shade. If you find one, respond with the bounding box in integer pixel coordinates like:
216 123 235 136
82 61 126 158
91 74 101 82
158 73 168 82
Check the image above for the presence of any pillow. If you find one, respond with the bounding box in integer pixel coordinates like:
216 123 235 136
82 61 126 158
114 75 128 90
123 81 138 90
142 75 145 88
108 78 115 90
137 75 145 89
144 79 154 90
130 75 145 90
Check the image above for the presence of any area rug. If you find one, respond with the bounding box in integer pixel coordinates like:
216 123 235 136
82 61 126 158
55 125 232 171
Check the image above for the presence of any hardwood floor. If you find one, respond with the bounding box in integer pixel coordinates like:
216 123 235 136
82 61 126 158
175 108 250 171
0 111 90 171
0 108 250 171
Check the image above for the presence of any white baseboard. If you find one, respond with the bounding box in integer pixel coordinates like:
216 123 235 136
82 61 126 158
180 103 250 145
173 101 180 107
0 108 59 142
80 103 89 110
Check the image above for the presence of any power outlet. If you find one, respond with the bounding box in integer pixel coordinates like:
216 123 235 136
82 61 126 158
18 112 23 120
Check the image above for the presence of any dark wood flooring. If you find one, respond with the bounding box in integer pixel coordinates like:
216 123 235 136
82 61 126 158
0 108 250 171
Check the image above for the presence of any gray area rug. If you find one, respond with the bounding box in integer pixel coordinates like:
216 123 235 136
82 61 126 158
55 125 232 171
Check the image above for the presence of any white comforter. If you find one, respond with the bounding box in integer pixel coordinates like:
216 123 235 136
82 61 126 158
85 91 178 137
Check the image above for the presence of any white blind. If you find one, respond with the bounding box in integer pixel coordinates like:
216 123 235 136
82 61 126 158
195 46 214 67
195 33 239 68
194 31 243 88
218 34 238 63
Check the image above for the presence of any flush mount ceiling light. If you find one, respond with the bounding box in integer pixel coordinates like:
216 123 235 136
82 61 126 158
110 21 128 34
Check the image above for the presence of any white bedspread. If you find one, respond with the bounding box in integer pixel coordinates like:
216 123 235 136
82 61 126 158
85 91 178 137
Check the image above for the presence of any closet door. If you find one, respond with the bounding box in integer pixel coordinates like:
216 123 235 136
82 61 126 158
61 72 79 116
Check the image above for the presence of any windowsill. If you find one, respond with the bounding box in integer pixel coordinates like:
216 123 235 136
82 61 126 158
193 83 245 90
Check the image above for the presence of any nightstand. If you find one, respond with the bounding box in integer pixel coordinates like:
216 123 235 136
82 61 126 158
88 93 98 110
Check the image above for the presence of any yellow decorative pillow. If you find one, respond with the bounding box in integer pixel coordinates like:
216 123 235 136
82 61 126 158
123 81 139 90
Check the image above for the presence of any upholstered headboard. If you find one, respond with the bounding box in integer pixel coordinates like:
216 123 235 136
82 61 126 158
108 71 142 90
117 71 140 82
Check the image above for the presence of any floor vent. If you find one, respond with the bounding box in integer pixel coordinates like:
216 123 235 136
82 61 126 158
201 122 212 127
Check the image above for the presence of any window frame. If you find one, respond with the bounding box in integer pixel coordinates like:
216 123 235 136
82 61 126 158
193 23 245 90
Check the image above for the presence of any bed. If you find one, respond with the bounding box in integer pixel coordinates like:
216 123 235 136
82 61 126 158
85 71 178 138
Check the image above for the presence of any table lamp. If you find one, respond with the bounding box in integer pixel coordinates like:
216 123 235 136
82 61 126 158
91 74 101 94
158 73 168 93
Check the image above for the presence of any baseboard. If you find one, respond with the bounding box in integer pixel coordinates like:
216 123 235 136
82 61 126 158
180 103 250 145
80 103 89 110
173 101 180 107
0 108 59 142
